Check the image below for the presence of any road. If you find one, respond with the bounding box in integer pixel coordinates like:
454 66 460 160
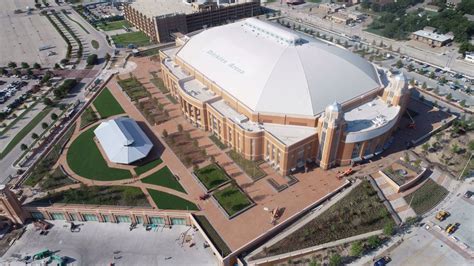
265 2 474 77
273 16 473 112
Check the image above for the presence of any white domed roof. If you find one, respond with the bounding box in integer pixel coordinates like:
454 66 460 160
177 18 381 117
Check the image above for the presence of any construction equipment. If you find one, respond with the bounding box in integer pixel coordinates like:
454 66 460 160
33 220 50 231
337 168 353 179
32 249 51 260
446 223 460 234
48 254 66 266
435 210 450 221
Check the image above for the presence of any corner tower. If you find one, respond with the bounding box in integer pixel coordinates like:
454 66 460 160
317 102 346 169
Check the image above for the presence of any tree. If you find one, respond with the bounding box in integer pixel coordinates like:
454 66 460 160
20 144 28 151
21 62 30 69
87 54 98 66
395 60 403 68
407 64 414 72
51 113 58 120
33 62 41 69
421 142 430 153
468 140 474 151
177 124 183 133
350 241 364 257
329 254 342 266
31 133 39 139
43 97 53 106
459 99 466 107
105 53 111 62
367 235 381 249
26 68 33 76
446 93 452 101
451 143 461 154
162 129 168 138
54 63 60 69
41 122 48 129
0 67 6 75
421 82 427 90
8 61 17 68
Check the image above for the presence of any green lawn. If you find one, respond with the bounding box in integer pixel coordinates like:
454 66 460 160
213 185 252 217
35 186 149 207
66 126 132 181
92 88 125 118
80 106 98 129
112 31 151 47
91 40 99 49
0 107 52 159
194 163 230 191
98 20 130 31
141 166 186 193
147 189 198 210
404 179 448 215
134 158 163 176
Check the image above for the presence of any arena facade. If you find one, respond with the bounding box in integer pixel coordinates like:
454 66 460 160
159 18 410 175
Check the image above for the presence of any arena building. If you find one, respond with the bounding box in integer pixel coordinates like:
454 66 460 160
124 0 261 43
159 18 411 175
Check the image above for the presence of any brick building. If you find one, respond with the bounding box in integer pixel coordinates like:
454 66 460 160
160 18 411 175
124 0 261 43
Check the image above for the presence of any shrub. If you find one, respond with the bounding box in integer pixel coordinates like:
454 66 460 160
20 144 28 151
350 241 364 257
383 221 395 236
162 129 168 138
51 113 58 120
367 235 381 249
87 54 98 66
329 254 342 266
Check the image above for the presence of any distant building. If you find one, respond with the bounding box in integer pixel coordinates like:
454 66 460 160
338 9 365 20
423 5 440 12
410 27 454 47
124 0 261 43
318 3 344 13
446 0 462 8
465 52 474 63
327 13 352 24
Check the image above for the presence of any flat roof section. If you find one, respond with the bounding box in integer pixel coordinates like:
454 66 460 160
163 58 190 80
209 100 262 132
345 98 399 133
263 123 317 146
412 30 453 42
181 79 218 102
344 98 400 143
129 0 194 18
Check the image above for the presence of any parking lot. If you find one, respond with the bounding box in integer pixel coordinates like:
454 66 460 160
435 187 474 250
389 227 471 266
0 0 66 66
2 221 218 265
0 78 33 109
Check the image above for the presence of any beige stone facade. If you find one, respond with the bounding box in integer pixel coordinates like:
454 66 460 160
159 41 411 175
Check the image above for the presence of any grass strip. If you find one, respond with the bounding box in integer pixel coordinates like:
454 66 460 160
0 107 52 159
147 189 198 210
